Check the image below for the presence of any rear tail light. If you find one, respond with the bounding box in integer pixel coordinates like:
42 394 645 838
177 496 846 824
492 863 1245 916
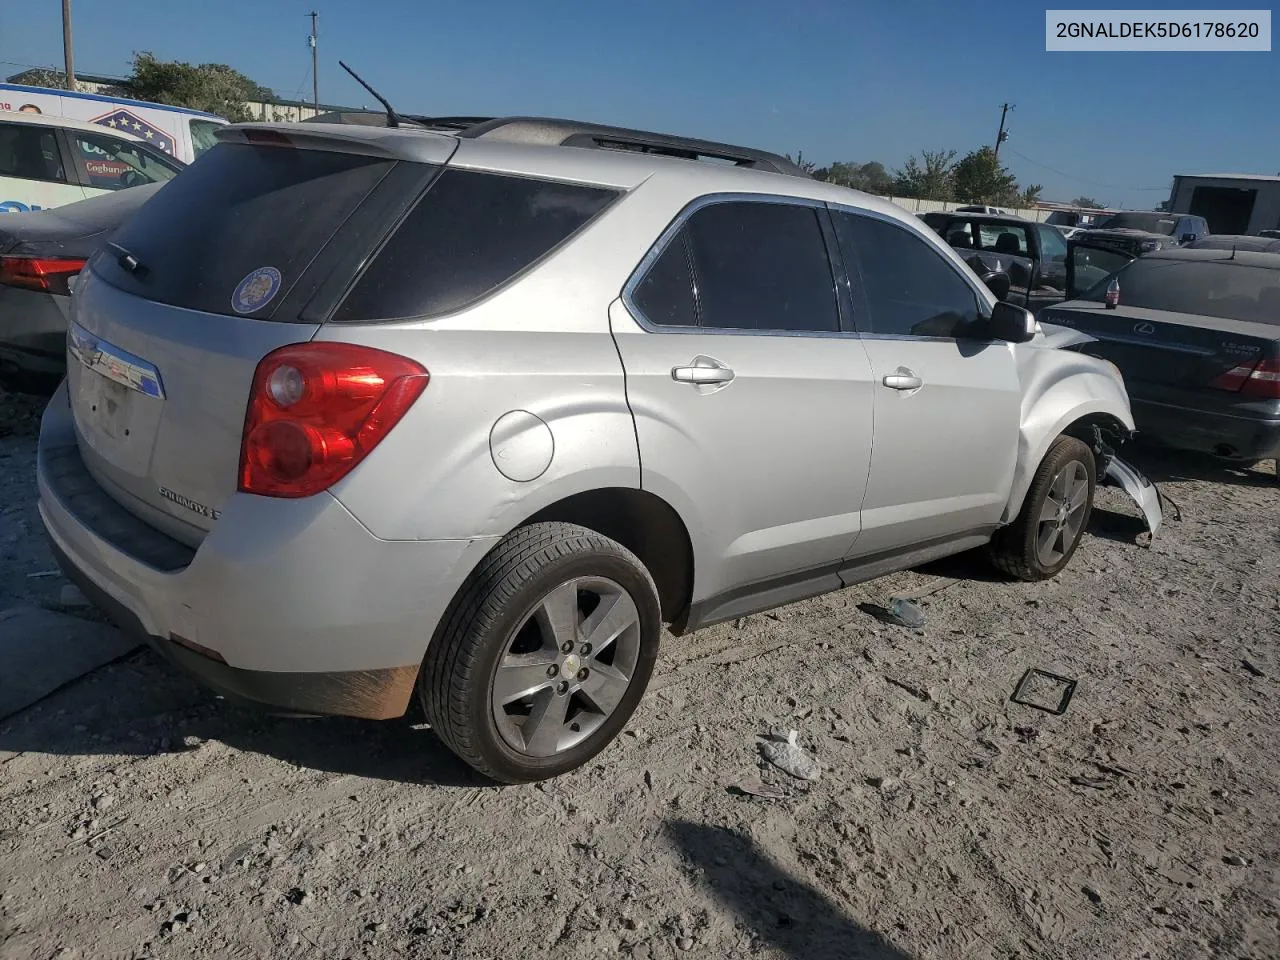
1104 277 1120 309
1242 357 1280 400
1210 357 1280 399
239 342 428 498
0 256 87 296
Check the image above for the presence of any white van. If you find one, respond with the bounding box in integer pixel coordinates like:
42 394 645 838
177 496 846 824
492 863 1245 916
1 111 183 213
0 83 227 165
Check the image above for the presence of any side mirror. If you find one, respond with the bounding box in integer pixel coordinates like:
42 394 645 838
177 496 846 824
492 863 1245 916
1180 233 1196 244
986 301 1037 343
979 270 1011 301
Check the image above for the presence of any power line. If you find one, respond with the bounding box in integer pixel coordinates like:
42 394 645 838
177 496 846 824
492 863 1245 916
1004 147 1168 192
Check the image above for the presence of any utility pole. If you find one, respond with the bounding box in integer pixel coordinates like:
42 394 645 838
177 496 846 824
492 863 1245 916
61 0 76 91
994 102 1013 158
308 11 319 115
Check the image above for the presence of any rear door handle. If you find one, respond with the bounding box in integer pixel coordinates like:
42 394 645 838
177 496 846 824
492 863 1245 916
672 355 735 385
882 372 923 391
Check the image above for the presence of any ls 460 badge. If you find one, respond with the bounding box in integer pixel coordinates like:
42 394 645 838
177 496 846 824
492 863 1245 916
158 486 221 521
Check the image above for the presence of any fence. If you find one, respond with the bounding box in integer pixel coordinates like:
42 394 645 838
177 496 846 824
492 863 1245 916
878 196 1055 223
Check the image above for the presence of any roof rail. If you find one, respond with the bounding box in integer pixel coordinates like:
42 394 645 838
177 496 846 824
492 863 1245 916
304 110 496 131
456 117 812 178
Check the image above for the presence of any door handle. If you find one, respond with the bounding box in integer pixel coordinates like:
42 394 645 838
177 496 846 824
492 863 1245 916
882 372 923 391
672 356 735 385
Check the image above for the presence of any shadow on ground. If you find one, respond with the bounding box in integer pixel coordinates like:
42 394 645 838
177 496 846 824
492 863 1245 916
0 647 492 788
665 820 912 960
1126 441 1277 489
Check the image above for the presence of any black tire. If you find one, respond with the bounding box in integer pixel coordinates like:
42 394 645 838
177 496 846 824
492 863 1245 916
419 522 661 784
989 435 1096 581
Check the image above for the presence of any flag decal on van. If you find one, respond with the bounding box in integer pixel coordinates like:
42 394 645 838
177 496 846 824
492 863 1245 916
89 108 174 155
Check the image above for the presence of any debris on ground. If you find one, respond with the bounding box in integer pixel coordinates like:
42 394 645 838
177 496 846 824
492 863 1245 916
1241 659 1265 678
758 730 821 781
728 779 787 800
886 597 926 628
1010 667 1078 715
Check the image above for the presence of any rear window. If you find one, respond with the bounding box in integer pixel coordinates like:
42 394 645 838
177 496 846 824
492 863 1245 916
1084 257 1280 325
333 169 618 322
96 143 396 318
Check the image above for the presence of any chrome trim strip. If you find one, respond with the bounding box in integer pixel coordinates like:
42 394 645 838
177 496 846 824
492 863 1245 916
67 320 166 400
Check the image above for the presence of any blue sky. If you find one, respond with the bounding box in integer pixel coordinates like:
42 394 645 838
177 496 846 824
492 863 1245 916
6 1 1277 208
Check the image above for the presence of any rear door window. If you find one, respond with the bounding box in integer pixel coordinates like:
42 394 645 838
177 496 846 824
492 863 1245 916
96 142 396 318
334 170 618 321
68 130 181 191
629 200 840 334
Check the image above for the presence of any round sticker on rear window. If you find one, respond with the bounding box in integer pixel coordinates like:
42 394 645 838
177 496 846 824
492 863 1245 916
232 266 282 315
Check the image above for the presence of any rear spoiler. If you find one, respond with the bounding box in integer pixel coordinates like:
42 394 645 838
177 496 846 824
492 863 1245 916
213 123 457 164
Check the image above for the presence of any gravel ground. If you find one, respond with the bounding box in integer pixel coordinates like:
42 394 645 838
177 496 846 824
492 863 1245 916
1 383 1278 960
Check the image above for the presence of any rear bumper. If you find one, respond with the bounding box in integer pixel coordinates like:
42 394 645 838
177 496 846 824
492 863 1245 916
0 287 68 380
1132 395 1280 461
37 383 499 719
48 534 419 718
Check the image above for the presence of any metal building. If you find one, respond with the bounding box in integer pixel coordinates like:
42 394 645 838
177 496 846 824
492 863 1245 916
1168 174 1280 235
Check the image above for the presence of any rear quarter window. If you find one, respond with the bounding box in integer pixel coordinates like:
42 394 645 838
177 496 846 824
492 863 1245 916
333 169 619 322
94 142 397 318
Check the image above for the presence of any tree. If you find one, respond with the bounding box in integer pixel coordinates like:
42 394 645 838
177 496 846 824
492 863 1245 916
1018 184 1043 207
127 52 273 122
785 151 818 175
951 147 1019 205
893 149 957 200
822 161 895 195
1070 196 1104 209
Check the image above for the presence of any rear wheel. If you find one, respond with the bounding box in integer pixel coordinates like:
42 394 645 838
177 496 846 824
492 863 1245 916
420 522 660 783
989 435 1096 581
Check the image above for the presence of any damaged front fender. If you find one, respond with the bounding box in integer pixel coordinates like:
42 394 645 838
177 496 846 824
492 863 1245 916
1101 455 1163 539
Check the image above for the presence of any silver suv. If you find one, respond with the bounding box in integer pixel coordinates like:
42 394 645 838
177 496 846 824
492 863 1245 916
37 117 1158 782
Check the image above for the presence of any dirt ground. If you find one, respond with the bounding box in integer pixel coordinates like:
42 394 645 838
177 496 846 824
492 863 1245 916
1 384 1278 960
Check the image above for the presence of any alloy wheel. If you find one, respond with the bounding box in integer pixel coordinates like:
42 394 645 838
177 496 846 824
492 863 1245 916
491 577 642 758
1035 460 1090 567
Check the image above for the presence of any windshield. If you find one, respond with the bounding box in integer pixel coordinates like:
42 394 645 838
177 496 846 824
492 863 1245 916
1083 257 1280 325
1095 212 1177 235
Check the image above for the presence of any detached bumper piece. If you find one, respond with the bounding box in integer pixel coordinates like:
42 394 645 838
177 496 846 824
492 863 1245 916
1101 456 1163 539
